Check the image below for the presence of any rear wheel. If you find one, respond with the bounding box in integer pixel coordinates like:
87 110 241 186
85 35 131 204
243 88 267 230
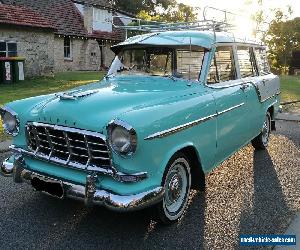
251 112 271 150
155 153 191 225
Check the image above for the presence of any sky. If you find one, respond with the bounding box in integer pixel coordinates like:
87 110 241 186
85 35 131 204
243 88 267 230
177 0 300 37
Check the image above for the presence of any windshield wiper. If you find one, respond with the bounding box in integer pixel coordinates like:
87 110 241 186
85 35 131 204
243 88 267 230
163 74 176 81
105 72 115 79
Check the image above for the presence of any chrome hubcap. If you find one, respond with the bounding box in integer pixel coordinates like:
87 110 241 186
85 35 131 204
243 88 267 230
262 115 270 145
164 163 188 214
168 174 182 203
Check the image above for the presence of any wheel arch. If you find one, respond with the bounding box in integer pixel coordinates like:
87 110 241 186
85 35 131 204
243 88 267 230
267 104 276 131
163 144 205 191
267 105 274 119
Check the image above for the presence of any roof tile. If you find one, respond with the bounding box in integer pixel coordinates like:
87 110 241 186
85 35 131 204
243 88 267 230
0 4 55 29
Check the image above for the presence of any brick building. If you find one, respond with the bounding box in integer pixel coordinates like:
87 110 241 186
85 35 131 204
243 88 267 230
0 0 131 77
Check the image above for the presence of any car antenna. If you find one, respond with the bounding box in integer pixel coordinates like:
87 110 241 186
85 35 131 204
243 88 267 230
189 36 192 81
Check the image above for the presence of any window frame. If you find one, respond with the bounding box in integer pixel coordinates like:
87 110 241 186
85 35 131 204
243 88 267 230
175 48 206 81
0 41 18 57
253 46 271 76
205 44 238 85
236 45 258 79
112 46 207 81
64 37 73 60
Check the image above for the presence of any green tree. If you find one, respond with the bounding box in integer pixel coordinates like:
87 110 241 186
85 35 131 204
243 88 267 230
123 3 197 38
109 0 176 15
137 3 197 22
265 10 300 74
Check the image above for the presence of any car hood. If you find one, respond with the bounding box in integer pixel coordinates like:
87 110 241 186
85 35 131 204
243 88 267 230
22 75 203 132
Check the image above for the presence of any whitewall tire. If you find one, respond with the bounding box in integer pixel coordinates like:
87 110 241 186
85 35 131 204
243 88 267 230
156 153 191 224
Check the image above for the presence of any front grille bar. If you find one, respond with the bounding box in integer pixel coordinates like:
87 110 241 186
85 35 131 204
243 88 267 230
26 122 111 170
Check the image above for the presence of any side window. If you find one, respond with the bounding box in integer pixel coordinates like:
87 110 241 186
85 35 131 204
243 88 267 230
254 48 270 75
207 46 236 84
237 46 257 78
176 49 205 80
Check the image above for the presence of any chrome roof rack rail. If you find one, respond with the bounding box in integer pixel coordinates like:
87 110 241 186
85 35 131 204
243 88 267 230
113 6 265 45
113 6 236 40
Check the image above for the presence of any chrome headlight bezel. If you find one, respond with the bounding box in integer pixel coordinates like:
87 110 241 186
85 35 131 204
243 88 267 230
0 106 20 136
107 119 137 157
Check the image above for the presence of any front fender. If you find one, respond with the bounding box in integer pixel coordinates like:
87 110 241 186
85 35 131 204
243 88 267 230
111 88 217 187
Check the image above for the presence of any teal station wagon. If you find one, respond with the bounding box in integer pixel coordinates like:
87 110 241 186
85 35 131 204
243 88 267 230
0 18 280 224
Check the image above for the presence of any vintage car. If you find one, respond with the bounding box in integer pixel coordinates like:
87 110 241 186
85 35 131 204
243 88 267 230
0 27 280 224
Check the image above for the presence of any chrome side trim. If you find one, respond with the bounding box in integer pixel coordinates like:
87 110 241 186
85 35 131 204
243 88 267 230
10 145 147 183
217 102 244 115
260 92 281 103
144 113 217 140
0 157 164 212
144 102 245 140
205 81 244 89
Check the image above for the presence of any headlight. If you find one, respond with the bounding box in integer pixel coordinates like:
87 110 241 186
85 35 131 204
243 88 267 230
0 107 20 136
107 120 137 156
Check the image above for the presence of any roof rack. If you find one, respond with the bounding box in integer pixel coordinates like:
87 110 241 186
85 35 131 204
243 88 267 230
113 7 236 39
113 6 266 46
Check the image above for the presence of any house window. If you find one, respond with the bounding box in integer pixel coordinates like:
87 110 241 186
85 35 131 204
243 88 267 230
93 8 112 32
64 37 72 59
207 46 236 84
0 41 17 57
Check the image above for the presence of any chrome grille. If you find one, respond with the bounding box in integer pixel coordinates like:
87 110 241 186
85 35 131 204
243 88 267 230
26 122 110 169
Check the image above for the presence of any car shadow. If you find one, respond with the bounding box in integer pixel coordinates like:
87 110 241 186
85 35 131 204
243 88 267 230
238 149 291 249
2 186 206 249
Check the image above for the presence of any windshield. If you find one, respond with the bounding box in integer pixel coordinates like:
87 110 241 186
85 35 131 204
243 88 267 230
107 47 206 81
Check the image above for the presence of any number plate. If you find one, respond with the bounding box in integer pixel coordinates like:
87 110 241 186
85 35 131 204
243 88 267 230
31 175 64 199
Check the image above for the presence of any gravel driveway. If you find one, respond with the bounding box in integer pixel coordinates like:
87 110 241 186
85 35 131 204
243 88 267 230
0 120 299 250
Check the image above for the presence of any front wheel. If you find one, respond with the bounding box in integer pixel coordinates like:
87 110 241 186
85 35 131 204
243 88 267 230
155 153 191 225
251 112 271 150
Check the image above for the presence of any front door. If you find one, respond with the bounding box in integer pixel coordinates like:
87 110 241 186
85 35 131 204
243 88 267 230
211 82 249 165
205 45 250 166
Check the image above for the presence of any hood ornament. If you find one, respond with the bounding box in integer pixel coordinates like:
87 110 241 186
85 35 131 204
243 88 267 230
55 90 98 100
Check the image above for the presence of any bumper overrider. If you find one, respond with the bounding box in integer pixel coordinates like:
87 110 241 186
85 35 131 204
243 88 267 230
1 149 164 212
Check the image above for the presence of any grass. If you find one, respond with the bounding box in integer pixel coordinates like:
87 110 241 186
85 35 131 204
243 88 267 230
0 72 299 141
0 71 105 141
280 75 300 112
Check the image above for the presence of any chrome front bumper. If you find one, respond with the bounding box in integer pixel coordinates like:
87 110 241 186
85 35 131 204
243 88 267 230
1 156 164 212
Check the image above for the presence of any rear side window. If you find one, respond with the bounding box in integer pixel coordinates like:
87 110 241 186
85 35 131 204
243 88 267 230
176 49 205 80
207 46 236 84
237 47 257 78
254 48 270 75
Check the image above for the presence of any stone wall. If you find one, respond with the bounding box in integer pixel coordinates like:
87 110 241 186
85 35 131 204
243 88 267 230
53 37 117 72
102 44 115 67
53 37 102 72
0 27 55 77
0 26 117 76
